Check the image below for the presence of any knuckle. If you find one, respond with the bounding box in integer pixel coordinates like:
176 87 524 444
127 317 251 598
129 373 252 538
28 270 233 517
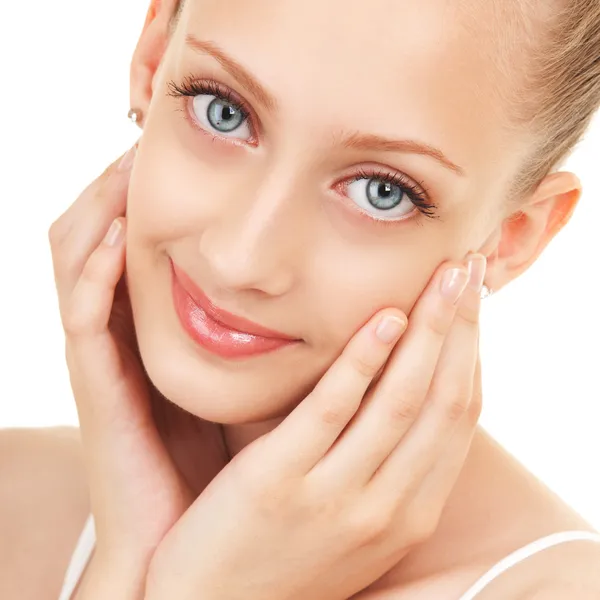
401 502 443 545
447 399 469 423
48 219 68 247
62 302 94 337
61 266 110 338
237 467 296 517
96 176 115 202
442 392 470 422
408 507 439 544
350 351 381 379
389 394 422 424
305 490 346 522
427 308 454 338
455 299 480 326
347 508 393 545
319 398 355 427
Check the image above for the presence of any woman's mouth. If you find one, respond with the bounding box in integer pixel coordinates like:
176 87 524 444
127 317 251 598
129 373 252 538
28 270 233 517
169 257 300 359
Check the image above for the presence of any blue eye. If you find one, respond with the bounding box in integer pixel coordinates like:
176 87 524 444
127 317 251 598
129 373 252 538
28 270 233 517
192 95 252 140
347 176 416 219
341 168 439 223
167 77 253 141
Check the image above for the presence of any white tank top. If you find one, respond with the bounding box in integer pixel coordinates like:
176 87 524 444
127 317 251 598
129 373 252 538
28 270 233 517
58 515 600 600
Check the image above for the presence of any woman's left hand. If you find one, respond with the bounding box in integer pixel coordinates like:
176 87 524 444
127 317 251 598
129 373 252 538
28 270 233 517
145 256 486 600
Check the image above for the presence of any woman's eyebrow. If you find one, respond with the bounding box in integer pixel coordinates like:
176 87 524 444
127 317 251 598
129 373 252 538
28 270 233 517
185 34 278 113
185 33 465 178
337 132 466 177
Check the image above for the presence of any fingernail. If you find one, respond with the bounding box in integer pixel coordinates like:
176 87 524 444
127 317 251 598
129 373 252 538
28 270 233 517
440 267 469 305
466 254 487 292
118 145 137 172
103 219 124 246
375 315 407 344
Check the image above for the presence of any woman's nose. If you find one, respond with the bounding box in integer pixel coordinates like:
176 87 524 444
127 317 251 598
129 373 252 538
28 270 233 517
197 189 302 296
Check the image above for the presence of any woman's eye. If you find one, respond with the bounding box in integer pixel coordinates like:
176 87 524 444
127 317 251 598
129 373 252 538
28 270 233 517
191 94 252 141
346 177 417 219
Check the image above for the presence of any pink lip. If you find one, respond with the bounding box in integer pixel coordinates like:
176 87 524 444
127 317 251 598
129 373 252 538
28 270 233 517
169 258 300 358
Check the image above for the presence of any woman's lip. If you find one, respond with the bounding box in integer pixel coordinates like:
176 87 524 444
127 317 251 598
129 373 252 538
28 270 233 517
169 258 298 341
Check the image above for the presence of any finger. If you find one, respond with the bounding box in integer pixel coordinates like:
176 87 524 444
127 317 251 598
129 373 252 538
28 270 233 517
49 145 136 316
309 260 471 489
64 217 127 340
63 218 176 546
367 257 484 498
48 142 138 242
375 360 482 546
261 309 408 478
64 218 135 446
51 145 135 297
406 352 483 515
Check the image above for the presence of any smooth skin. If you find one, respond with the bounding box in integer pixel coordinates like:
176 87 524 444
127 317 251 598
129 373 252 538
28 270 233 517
2 0 600 598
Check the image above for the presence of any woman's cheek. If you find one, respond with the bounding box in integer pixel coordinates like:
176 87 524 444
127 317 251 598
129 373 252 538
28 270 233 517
128 127 244 241
315 241 443 352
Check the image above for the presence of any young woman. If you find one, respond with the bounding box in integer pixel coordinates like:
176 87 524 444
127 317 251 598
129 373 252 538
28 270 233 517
3 0 600 598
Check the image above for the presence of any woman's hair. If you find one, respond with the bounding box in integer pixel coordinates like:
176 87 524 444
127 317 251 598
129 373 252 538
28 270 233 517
169 0 600 207
486 0 600 207
170 0 186 30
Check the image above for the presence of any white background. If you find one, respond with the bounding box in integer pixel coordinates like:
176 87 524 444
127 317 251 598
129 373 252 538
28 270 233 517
1 1 599 528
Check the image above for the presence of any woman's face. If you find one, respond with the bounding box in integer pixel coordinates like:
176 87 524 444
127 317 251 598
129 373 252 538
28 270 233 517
125 0 529 424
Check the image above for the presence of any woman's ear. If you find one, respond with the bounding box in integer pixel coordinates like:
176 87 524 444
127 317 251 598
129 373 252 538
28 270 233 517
480 171 582 294
129 0 182 128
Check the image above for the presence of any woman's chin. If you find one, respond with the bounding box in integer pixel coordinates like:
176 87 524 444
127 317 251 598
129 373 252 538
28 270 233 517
134 325 321 425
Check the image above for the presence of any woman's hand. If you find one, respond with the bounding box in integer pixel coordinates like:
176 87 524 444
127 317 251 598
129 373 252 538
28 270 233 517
48 146 228 598
145 256 486 600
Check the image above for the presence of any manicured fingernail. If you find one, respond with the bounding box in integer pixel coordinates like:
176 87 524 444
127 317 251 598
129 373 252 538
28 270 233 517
440 267 469 305
375 315 406 344
118 145 137 172
466 254 487 292
103 219 124 246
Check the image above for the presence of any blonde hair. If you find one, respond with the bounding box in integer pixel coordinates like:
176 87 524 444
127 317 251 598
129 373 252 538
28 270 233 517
170 0 600 205
478 0 600 205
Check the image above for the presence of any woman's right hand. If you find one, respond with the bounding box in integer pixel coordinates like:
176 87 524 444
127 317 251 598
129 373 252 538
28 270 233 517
48 145 227 597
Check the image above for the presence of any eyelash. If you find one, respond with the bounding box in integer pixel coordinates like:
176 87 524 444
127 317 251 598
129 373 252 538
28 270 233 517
167 76 256 139
341 168 438 225
166 75 441 225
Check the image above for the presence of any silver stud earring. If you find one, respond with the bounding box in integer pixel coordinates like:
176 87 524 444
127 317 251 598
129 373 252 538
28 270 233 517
128 107 143 125
480 284 493 299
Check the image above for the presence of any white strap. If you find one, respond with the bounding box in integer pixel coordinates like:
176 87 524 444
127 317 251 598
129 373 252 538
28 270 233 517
57 514 96 600
458 530 600 600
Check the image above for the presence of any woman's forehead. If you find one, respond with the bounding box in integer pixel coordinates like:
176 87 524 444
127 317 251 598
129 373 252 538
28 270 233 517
182 0 514 60
175 0 528 181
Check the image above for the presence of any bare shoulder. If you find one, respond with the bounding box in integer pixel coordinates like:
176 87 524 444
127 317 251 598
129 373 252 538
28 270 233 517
355 429 600 599
436 532 600 600
354 541 600 600
0 427 90 600
523 541 600 598
463 539 600 599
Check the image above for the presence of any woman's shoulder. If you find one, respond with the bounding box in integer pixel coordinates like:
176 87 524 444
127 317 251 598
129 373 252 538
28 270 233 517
357 429 600 599
0 426 90 600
